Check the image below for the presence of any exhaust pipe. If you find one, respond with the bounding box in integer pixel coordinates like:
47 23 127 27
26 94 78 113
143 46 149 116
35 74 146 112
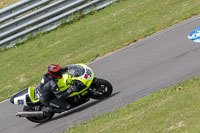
16 111 44 117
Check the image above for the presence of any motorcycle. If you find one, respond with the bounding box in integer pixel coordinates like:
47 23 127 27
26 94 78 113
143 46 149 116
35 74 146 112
188 26 200 43
10 64 113 123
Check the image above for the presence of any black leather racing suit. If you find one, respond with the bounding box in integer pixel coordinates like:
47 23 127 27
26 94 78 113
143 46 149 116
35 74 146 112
37 66 74 113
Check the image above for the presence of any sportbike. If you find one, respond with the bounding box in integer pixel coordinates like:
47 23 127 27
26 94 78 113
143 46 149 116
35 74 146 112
10 64 113 123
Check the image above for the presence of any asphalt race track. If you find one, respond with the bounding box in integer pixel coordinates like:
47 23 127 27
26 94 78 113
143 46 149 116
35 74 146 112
1 15 200 133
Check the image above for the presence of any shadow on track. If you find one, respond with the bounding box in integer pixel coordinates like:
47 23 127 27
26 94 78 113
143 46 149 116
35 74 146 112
34 91 120 127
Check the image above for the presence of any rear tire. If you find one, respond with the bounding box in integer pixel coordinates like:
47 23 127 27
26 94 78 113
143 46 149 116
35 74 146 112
23 106 54 123
89 78 113 99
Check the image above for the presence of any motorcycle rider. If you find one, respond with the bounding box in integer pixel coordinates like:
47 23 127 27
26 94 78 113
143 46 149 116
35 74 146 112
37 64 77 113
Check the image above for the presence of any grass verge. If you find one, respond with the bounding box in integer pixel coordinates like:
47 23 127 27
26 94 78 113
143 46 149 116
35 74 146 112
65 76 200 133
1 0 200 101
0 0 19 9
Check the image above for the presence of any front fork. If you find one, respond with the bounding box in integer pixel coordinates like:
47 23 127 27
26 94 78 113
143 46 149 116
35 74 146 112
89 77 102 95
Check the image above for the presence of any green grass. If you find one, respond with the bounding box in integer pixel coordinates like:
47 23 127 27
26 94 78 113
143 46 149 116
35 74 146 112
65 76 200 133
1 0 200 101
0 0 20 9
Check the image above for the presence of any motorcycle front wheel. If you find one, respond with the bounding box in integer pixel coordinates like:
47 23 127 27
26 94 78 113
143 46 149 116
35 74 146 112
89 78 113 99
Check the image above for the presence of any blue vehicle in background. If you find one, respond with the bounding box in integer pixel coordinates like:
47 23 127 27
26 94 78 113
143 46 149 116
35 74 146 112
188 27 200 43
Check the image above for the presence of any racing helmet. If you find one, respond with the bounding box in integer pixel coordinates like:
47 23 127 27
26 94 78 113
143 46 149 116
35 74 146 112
48 64 62 79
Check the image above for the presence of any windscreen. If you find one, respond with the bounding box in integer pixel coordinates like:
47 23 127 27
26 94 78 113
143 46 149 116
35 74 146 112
67 65 85 77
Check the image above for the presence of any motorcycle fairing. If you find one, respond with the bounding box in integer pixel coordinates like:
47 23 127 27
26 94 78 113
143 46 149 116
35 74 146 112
28 87 40 103
69 64 94 87
68 64 94 97
57 64 94 95
10 88 28 106
10 87 40 106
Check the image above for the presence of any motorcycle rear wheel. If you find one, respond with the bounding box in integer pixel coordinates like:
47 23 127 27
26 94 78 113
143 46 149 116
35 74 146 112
23 106 54 123
89 78 113 99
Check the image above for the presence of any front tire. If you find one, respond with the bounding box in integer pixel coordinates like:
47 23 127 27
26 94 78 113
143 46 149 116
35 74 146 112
89 78 113 99
23 106 54 123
